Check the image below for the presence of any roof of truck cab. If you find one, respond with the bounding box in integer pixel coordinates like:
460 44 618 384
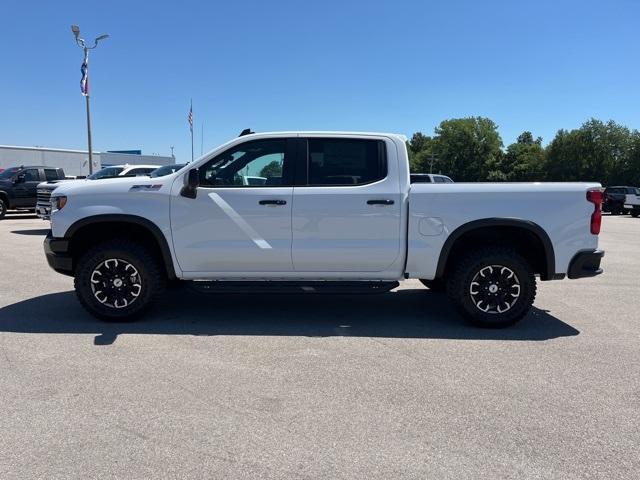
240 131 408 141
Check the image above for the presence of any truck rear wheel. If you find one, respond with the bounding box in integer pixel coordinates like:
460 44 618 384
74 240 165 322
0 198 6 219
446 247 536 328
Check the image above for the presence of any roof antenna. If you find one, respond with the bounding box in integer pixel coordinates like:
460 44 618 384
239 128 254 137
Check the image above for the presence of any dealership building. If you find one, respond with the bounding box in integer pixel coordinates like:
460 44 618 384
0 145 173 177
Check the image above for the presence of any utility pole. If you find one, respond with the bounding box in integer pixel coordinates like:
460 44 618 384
428 153 437 174
170 146 175 159
71 25 109 175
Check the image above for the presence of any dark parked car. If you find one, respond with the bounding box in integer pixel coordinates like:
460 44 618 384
603 186 639 215
0 166 66 219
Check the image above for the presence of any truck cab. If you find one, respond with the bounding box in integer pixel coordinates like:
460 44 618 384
43 131 604 328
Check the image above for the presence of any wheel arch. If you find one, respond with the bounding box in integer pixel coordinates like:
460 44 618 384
435 218 556 281
64 214 177 280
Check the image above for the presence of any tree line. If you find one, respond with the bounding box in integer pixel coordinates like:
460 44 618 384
408 117 640 186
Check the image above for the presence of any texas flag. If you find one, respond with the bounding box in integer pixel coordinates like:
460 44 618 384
80 54 89 96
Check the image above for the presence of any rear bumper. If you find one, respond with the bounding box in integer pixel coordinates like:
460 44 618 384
44 232 73 276
568 250 604 279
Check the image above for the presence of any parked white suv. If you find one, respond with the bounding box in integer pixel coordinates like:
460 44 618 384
36 164 160 219
44 132 604 327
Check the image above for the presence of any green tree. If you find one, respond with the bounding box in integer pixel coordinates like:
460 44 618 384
546 119 632 185
516 131 542 146
498 131 547 181
407 132 436 172
625 131 640 186
433 117 503 181
259 160 282 178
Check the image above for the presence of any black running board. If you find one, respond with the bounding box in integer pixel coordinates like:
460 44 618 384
188 280 400 295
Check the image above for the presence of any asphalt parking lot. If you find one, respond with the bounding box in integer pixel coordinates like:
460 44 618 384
0 213 638 479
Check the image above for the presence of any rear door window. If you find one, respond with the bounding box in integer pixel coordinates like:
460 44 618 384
44 169 59 181
306 139 386 186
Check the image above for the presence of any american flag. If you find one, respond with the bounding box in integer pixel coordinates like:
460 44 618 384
188 102 193 132
80 53 89 96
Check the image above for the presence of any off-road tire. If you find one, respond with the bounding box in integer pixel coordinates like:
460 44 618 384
446 247 536 328
74 239 165 322
0 198 6 219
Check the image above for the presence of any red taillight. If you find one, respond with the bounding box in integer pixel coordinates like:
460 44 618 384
587 189 603 235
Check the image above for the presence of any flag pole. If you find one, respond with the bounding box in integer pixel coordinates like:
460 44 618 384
190 99 194 162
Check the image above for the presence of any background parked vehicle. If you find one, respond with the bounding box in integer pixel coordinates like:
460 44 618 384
623 188 640 217
150 164 187 178
603 186 638 215
0 166 66 219
37 164 161 219
410 173 454 183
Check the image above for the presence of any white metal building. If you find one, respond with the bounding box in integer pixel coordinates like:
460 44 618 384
0 145 173 177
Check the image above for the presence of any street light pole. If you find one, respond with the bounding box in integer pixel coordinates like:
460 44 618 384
85 84 93 174
71 25 109 175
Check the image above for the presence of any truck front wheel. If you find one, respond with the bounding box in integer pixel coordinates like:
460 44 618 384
74 240 166 321
446 248 536 328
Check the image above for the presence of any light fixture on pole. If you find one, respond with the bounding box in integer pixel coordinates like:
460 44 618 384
70 25 109 175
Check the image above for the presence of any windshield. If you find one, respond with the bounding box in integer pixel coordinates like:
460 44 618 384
0 168 20 180
150 164 186 178
88 167 124 180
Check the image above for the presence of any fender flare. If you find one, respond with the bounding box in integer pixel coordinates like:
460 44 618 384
435 218 556 280
65 214 177 279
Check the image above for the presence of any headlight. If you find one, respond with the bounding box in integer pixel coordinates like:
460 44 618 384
52 196 67 211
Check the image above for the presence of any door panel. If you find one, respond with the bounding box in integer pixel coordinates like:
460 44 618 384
12 168 42 207
171 187 293 272
292 138 402 272
170 138 295 274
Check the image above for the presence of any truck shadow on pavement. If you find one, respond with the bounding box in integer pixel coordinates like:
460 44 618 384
0 288 580 346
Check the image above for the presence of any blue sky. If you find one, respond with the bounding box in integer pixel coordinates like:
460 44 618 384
1 0 638 161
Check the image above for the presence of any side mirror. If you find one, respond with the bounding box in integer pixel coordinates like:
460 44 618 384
180 168 199 199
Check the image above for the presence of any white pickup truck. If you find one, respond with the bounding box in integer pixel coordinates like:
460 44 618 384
44 131 605 328
623 188 640 217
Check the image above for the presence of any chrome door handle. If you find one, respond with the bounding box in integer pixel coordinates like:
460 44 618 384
259 199 287 206
367 199 394 206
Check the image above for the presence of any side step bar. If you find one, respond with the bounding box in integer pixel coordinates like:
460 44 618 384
188 280 400 295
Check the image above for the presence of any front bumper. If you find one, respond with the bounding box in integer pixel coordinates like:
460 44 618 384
36 202 52 219
44 232 73 276
568 250 604 279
